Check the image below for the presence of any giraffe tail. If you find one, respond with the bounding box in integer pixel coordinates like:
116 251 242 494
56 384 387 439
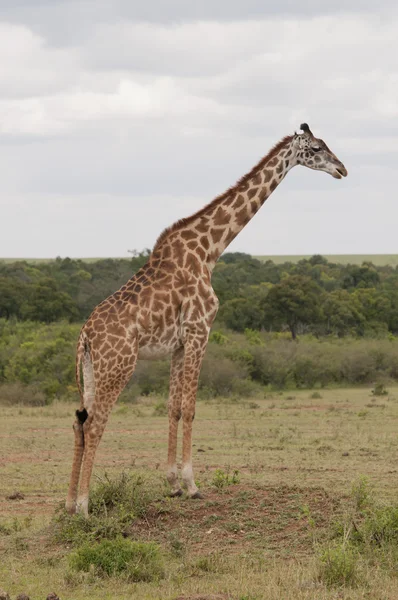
75 331 86 407
75 331 95 424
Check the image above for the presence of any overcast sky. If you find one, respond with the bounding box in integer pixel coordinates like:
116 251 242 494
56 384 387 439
1 0 397 258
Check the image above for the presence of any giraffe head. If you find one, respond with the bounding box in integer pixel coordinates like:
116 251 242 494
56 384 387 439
293 123 347 179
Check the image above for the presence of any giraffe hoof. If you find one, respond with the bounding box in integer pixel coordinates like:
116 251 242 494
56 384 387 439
169 489 183 498
190 491 204 500
65 500 76 515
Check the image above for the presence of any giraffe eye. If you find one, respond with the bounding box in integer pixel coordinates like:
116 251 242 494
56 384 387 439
312 146 321 152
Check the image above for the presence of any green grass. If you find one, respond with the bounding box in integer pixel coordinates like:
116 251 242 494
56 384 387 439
254 254 398 266
2 388 398 598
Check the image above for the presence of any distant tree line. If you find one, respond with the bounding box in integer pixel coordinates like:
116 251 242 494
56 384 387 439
1 251 398 338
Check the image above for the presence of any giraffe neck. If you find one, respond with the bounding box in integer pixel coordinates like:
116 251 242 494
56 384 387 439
154 135 297 272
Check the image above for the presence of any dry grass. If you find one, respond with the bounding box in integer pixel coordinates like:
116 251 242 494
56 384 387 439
2 387 398 598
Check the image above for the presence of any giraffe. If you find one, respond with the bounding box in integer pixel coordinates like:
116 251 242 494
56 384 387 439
65 123 347 516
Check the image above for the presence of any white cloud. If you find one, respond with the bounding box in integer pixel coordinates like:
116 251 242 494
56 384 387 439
0 3 397 257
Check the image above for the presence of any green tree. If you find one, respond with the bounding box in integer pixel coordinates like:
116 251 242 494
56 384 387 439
262 275 323 339
321 289 365 336
20 279 79 323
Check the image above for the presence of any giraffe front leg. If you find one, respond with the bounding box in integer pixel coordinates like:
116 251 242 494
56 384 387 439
167 347 184 497
181 334 208 499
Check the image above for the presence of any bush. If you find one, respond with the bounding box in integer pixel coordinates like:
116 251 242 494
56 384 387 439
320 477 398 585
318 544 360 587
212 468 240 490
0 382 47 406
199 344 251 397
69 537 164 582
132 360 170 396
53 472 163 546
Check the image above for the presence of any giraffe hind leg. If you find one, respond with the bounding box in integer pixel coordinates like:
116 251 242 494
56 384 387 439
65 348 95 514
76 345 138 517
65 409 87 514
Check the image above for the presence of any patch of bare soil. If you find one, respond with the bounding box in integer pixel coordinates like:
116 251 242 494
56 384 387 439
129 483 342 557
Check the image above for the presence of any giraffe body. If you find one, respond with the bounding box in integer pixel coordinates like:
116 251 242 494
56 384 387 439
66 124 347 516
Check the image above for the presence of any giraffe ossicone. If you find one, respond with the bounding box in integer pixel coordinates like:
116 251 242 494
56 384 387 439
65 124 347 516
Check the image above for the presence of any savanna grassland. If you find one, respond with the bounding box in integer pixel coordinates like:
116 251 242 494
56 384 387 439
2 386 398 599
3 253 398 599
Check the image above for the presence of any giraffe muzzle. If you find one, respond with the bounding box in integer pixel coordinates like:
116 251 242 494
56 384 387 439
333 165 348 179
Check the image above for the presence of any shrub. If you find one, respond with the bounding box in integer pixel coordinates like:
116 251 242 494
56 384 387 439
53 472 162 546
152 400 167 416
212 468 240 490
199 345 250 397
0 382 47 406
132 360 170 396
371 382 388 396
318 544 360 587
69 537 164 581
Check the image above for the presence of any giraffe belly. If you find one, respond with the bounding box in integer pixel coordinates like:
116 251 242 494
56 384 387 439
137 342 180 360
137 328 182 360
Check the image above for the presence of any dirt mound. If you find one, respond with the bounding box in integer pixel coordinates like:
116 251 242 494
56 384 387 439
129 483 341 557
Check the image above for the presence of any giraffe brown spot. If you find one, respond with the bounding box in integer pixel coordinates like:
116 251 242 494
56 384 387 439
210 228 224 244
253 172 262 185
276 162 283 174
172 238 185 253
107 324 124 337
92 320 105 332
137 275 149 286
171 290 180 306
200 236 210 250
165 305 173 325
247 187 259 200
270 179 278 191
180 230 198 241
196 246 206 261
195 218 209 233
225 228 236 244
191 296 205 319
185 252 200 273
161 244 171 259
139 311 151 331
250 200 258 214
232 195 245 209
268 157 278 167
154 291 169 304
160 260 175 273
114 339 126 352
213 206 230 226
140 288 152 308
187 240 198 251
174 270 189 289
263 170 272 183
236 207 249 226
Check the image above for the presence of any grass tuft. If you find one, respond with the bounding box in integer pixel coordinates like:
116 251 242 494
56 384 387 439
318 543 360 587
68 537 164 582
53 471 164 546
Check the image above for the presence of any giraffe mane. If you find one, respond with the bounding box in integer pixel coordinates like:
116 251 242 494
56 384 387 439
153 135 293 250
